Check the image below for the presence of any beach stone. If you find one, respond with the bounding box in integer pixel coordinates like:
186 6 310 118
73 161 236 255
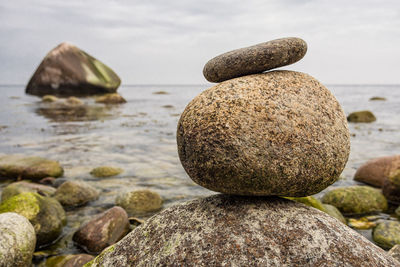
354 155 400 187
26 42 121 96
369 96 386 101
115 189 163 216
42 254 94 267
1 181 56 202
321 186 388 215
348 217 377 230
73 206 129 254
203 37 307 82
0 212 36 267
42 95 59 102
177 71 350 196
347 110 376 123
373 220 400 249
86 194 398 267
382 179 400 204
0 192 66 247
389 245 400 262
389 169 400 187
95 93 126 104
323 204 347 224
54 180 99 207
90 166 123 177
0 154 63 180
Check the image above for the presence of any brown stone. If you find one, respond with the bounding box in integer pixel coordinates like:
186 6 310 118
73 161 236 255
389 245 400 263
86 195 399 266
382 179 400 204
54 180 99 207
354 155 400 187
203 37 307 82
73 206 129 253
44 254 94 267
177 71 350 196
26 42 121 96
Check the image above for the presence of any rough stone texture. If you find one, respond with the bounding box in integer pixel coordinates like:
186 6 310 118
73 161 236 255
177 71 350 196
90 166 123 177
95 93 126 104
54 180 99 207
86 194 399 267
42 254 94 267
0 192 66 247
26 42 121 96
115 190 163 216
0 212 36 267
203 37 307 82
373 221 400 249
347 110 376 123
321 186 388 215
0 154 63 180
354 155 400 187
389 245 400 262
73 206 129 254
1 181 56 202
382 179 400 204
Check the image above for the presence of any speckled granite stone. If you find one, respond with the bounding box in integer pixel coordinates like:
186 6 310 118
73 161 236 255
85 195 399 267
203 37 307 82
177 71 350 196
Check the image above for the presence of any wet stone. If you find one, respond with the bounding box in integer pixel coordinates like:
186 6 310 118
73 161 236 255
115 189 163 216
54 180 99 207
373 220 400 250
203 37 307 82
1 181 56 202
347 110 376 123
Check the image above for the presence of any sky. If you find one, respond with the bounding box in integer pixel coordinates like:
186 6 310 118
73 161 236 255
0 0 399 85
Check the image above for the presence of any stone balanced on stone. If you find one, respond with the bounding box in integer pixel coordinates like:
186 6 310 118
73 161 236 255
86 38 399 266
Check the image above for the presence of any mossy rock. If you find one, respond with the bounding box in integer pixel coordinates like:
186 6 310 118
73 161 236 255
286 196 327 212
1 181 56 202
373 220 400 249
369 96 386 101
348 217 377 230
90 166 123 178
0 192 66 247
95 93 126 104
0 154 63 180
116 190 163 216
347 110 376 123
41 254 94 267
322 204 346 224
389 169 400 188
321 186 387 215
54 180 99 207
42 95 59 102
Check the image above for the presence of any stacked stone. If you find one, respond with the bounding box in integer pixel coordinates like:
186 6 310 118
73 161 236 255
86 38 399 266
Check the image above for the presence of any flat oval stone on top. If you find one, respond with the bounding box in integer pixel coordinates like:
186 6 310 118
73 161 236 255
177 71 350 196
203 37 307 82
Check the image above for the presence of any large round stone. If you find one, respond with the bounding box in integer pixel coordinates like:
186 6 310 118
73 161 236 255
203 37 307 82
86 195 398 266
177 71 350 196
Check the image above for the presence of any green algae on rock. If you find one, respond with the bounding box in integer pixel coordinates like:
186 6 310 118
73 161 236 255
90 166 123 178
373 220 400 250
369 96 387 101
1 181 56 202
54 180 99 207
177 71 350 196
42 95 59 102
73 206 129 254
41 254 94 267
354 155 400 188
348 217 377 230
115 189 163 216
0 192 66 247
26 42 121 96
0 212 36 267
347 110 376 123
322 204 347 224
95 93 126 104
0 154 63 180
321 186 388 215
203 37 307 82
86 194 398 266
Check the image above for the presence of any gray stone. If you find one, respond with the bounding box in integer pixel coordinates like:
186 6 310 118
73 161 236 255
203 37 307 82
41 254 94 267
26 42 121 96
54 180 99 207
73 206 129 254
389 245 400 263
1 181 56 202
354 155 400 187
86 195 398 266
0 212 36 267
177 71 350 196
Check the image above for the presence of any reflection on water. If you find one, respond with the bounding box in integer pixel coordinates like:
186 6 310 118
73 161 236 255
0 84 400 259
